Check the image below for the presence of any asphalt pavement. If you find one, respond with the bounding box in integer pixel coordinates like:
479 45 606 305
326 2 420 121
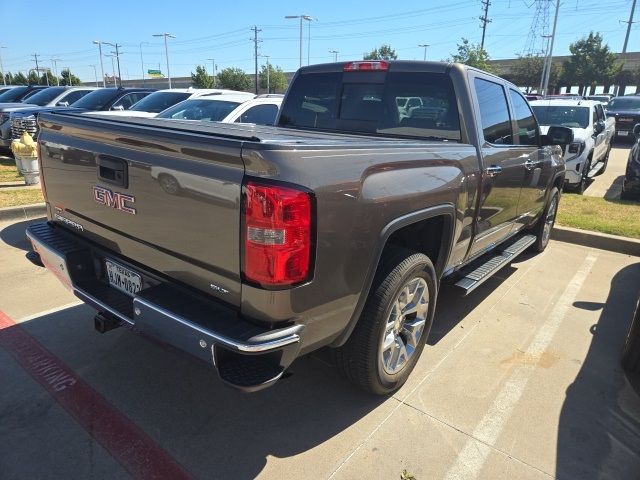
1 217 639 480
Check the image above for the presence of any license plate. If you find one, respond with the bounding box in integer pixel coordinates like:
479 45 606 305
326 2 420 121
619 131 629 136
105 260 142 295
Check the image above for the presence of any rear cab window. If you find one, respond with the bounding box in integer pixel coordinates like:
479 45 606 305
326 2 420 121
278 68 461 141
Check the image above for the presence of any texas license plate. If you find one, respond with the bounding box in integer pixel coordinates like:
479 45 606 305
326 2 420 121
619 131 629 136
105 260 142 295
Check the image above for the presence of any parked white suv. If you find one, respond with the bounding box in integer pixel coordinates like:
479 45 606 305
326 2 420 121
531 99 615 193
90 88 249 118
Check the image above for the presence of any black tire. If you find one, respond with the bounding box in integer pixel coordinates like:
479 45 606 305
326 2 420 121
622 298 640 373
157 173 181 195
531 187 559 253
333 250 437 395
599 145 611 175
573 154 593 194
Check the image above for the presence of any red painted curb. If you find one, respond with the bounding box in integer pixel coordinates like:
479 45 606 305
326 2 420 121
0 310 192 480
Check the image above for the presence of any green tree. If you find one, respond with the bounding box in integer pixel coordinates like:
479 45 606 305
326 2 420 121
259 64 287 93
562 32 621 95
13 72 28 85
2 72 15 85
60 69 81 86
217 67 251 91
40 71 58 86
364 44 398 61
507 54 560 92
27 71 39 85
190 65 215 88
449 38 497 73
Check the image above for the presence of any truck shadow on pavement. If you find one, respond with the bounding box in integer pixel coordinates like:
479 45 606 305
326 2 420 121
0 218 44 251
557 263 640 479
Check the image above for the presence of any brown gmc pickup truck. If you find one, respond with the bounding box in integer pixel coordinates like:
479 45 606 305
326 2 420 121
26 61 574 394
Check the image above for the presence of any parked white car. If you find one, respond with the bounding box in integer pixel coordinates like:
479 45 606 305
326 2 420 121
155 94 282 125
530 99 615 193
89 88 251 118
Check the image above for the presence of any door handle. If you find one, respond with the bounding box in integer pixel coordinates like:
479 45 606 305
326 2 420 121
486 165 502 177
524 159 539 170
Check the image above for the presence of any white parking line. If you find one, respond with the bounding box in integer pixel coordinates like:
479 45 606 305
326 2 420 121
443 253 598 480
17 301 84 323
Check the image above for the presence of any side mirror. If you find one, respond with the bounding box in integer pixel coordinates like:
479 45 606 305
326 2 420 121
111 104 124 111
56 101 69 107
634 123 640 141
594 121 605 135
542 125 574 146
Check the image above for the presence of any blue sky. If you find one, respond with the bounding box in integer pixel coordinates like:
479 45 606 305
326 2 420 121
1 0 637 83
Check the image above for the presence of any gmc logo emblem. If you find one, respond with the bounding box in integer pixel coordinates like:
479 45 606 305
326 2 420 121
93 185 136 215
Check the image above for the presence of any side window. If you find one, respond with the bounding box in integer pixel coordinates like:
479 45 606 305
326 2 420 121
474 78 513 145
237 104 279 125
508 89 539 146
129 92 149 106
113 93 137 110
62 90 91 105
596 104 605 122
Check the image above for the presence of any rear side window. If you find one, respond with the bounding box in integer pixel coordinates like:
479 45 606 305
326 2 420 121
63 90 91 105
278 71 461 141
509 89 539 146
474 78 512 145
237 104 279 125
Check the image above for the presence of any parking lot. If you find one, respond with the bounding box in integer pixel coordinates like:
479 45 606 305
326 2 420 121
1 216 639 479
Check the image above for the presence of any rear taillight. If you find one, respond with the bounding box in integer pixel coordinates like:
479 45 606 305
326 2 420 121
343 61 389 71
243 181 313 287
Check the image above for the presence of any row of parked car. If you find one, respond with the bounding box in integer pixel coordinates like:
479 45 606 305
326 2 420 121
0 84 284 152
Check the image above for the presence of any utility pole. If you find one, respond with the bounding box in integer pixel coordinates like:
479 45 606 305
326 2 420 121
89 65 98 87
539 34 552 94
542 0 560 97
0 46 6 86
140 42 149 85
92 41 107 87
329 49 339 62
251 25 262 94
617 0 638 95
418 44 430 61
479 0 492 51
114 44 122 87
206 58 216 86
31 54 42 79
51 58 61 86
153 33 175 89
259 54 271 93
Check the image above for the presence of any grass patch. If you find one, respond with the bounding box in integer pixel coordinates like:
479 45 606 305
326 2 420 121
0 188 44 208
0 156 23 183
556 194 640 239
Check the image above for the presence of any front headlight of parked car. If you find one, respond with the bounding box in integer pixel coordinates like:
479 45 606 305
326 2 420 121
567 141 585 157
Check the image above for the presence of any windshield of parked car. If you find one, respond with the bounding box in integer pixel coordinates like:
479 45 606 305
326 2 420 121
70 89 119 110
129 92 191 113
606 97 640 111
156 99 241 121
278 71 461 141
531 105 590 129
22 87 67 106
0 86 29 102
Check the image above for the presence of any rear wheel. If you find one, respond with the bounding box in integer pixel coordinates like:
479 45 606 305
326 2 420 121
599 145 611 175
622 298 640 373
158 173 181 195
531 187 559 253
333 250 437 395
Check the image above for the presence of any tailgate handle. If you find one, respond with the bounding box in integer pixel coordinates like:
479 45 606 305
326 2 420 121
97 156 128 188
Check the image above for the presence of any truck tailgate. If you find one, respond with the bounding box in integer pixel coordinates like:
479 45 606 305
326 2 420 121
37 113 245 306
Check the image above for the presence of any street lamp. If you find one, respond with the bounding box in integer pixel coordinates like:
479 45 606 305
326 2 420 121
329 49 339 62
89 65 98 87
102 42 122 88
418 44 430 61
92 40 106 87
105 54 117 87
153 33 175 88
259 54 271 93
206 58 216 87
0 46 6 86
50 58 61 85
140 42 149 84
285 15 313 68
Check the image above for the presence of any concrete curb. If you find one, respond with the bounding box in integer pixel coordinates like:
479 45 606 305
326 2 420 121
552 225 640 257
0 203 46 222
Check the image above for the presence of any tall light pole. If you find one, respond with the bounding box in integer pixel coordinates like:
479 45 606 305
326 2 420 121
103 42 122 88
206 58 216 87
307 17 316 66
0 46 6 86
89 64 98 87
92 40 106 87
153 33 175 88
139 42 149 84
542 0 560 97
105 54 116 87
50 58 61 85
285 15 313 68
259 54 271 93
329 49 339 62
539 34 552 94
418 44 430 61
